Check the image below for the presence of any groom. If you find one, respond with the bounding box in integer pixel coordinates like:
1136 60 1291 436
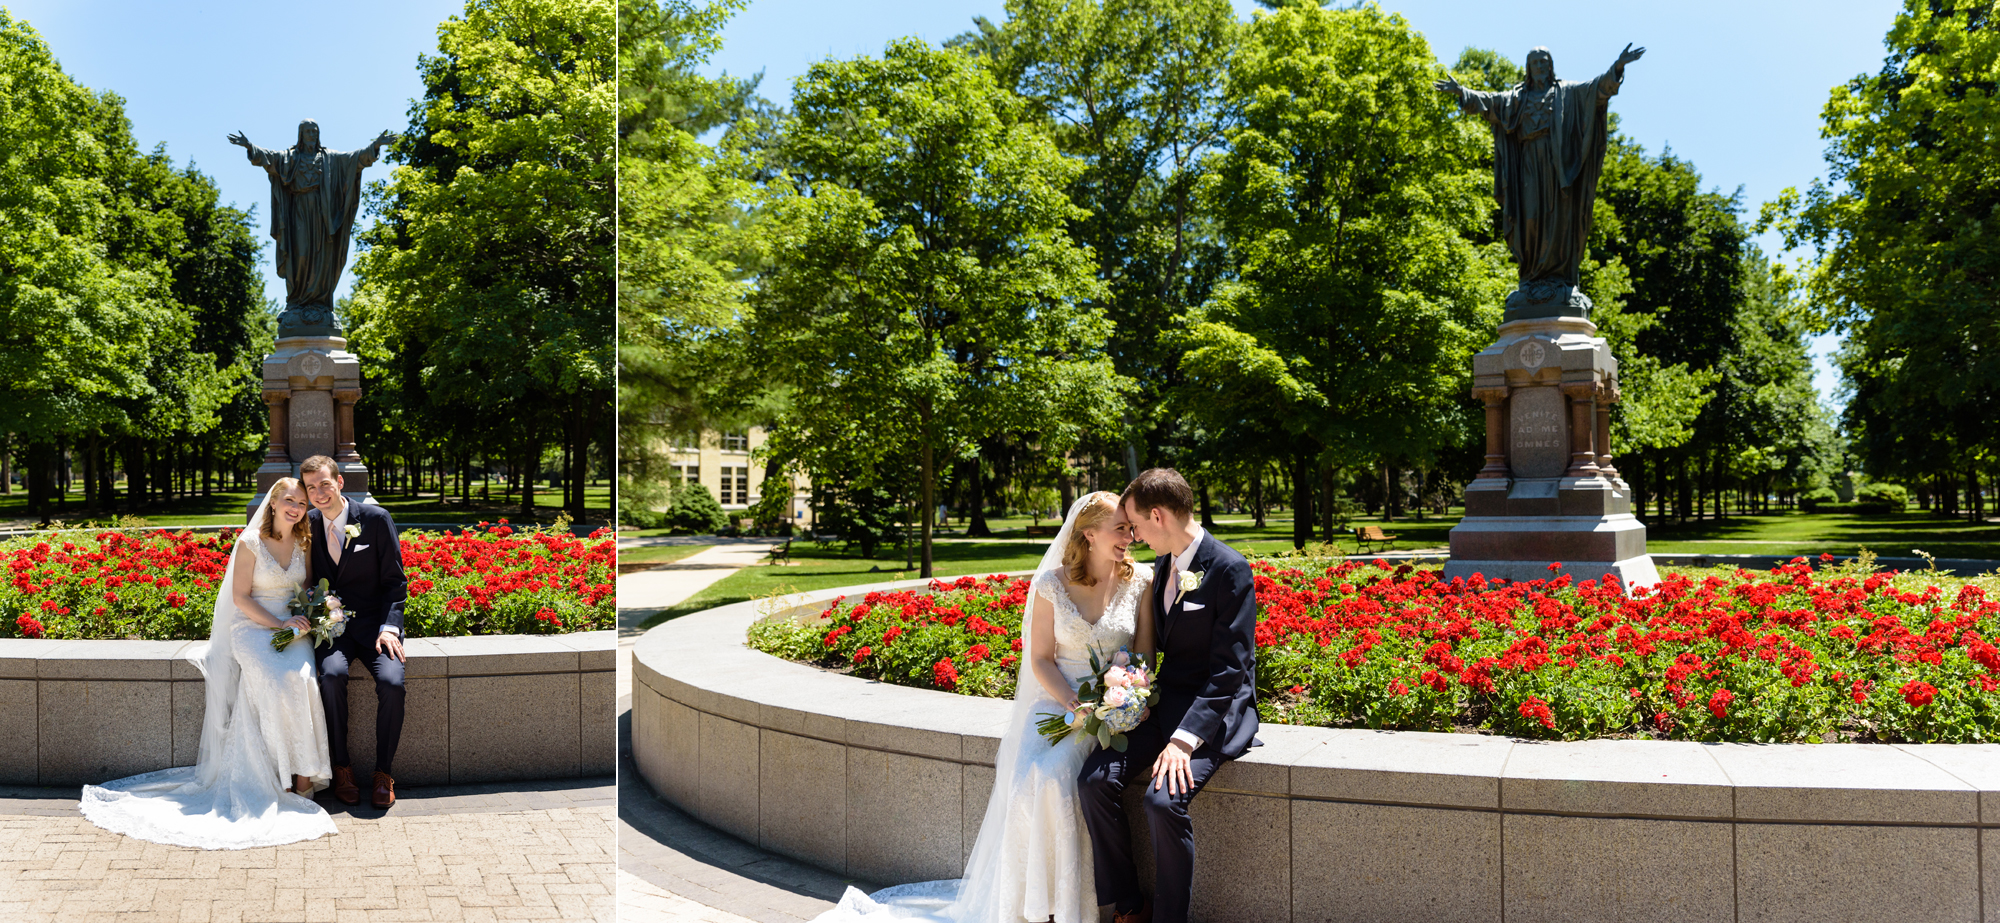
1080 468 1260 923
300 455 410 809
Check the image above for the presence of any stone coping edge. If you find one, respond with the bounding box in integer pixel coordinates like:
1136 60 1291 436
0 629 615 680
633 576 2000 829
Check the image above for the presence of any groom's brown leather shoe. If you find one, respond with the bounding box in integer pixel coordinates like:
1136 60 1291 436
331 766 360 805
1112 899 1151 923
372 771 396 808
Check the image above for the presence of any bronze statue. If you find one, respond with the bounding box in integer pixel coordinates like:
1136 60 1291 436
228 121 395 336
1437 44 1643 318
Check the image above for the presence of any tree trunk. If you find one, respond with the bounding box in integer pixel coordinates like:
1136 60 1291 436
1319 464 1336 539
1291 451 1313 550
919 411 935 579
26 441 57 526
966 458 992 538
1057 469 1075 525
520 427 538 518
1251 466 1265 529
1199 480 1216 530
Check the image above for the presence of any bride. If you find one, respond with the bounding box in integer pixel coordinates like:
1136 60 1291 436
819 490 1154 923
79 478 338 849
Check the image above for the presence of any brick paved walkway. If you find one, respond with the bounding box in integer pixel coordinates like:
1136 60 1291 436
0 778 615 923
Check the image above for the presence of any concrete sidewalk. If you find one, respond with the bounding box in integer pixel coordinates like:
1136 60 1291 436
0 777 614 923
616 542 778 701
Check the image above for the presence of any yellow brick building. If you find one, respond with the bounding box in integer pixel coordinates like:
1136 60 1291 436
660 426 815 529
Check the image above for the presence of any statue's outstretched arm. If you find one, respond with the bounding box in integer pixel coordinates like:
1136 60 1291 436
360 130 398 162
1601 43 1645 97
229 131 277 166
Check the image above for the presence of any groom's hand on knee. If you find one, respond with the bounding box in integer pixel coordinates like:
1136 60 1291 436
1150 739 1194 796
377 631 405 662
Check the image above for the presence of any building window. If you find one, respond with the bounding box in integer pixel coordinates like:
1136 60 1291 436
674 464 700 486
722 430 749 452
669 432 699 451
724 466 749 505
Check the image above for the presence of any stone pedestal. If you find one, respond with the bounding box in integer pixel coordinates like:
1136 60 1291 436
1444 311 1658 590
249 334 376 520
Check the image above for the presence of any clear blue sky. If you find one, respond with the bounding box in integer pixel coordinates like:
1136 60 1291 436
2 0 468 314
704 0 1911 410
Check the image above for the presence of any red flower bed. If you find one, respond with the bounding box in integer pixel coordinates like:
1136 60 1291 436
749 575 1031 697
749 556 2000 744
1254 556 1998 742
1 522 615 641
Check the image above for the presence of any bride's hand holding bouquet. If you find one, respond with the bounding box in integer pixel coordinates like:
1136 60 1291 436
1036 648 1158 751
272 578 351 652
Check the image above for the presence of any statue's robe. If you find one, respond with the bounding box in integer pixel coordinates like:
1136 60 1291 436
244 143 377 309
1458 67 1622 287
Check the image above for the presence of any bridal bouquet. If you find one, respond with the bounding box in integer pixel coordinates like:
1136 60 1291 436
1036 648 1159 752
271 578 349 651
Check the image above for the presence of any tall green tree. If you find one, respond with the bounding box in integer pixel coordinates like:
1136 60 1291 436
0 12 260 523
750 39 1125 576
352 0 616 522
984 0 1238 481
1200 3 1509 546
1766 0 2000 516
616 0 766 518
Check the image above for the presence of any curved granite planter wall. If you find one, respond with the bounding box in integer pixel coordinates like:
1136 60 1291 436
1 630 615 787
632 579 2000 923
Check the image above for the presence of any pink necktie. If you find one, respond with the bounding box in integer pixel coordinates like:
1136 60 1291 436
328 517 343 565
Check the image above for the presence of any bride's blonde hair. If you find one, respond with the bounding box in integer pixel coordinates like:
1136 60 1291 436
258 477 314 555
1062 491 1134 587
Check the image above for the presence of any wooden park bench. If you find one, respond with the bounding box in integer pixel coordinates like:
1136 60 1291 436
1024 524 1060 539
1354 525 1400 553
768 537 792 565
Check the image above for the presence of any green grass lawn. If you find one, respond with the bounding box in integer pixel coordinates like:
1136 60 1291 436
1644 509 2000 559
630 505 2000 629
618 543 714 567
631 513 1460 629
7 481 613 528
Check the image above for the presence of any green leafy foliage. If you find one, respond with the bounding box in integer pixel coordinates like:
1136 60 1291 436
1765 0 2000 517
351 0 615 521
0 11 268 525
749 39 1126 576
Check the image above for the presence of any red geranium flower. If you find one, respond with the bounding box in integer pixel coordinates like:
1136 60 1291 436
1517 695 1555 730
1708 688 1735 719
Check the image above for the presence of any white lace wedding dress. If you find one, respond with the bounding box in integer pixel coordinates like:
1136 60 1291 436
79 532 336 849
819 566 1149 923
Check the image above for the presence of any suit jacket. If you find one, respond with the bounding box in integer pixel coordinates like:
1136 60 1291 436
1150 532 1260 760
307 500 408 637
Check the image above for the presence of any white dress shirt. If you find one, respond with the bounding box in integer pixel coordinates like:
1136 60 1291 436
1165 526 1207 752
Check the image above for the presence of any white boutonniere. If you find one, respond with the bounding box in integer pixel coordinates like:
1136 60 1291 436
1178 570 1204 593
342 523 362 546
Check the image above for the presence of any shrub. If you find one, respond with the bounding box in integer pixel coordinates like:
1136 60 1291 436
1856 482 1909 510
664 481 729 534
621 505 666 529
1800 487 1840 512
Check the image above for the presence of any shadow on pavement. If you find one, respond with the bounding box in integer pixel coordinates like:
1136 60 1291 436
617 704 869 922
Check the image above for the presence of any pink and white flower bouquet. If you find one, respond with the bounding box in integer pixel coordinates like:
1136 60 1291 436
272 577 350 652
1036 648 1160 751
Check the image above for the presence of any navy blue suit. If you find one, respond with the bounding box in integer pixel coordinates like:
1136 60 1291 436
307 500 409 774
1079 531 1260 923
